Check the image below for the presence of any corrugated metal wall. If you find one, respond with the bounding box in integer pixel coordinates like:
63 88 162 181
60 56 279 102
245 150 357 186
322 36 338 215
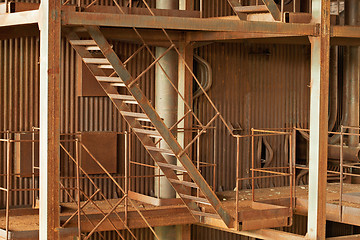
0 0 312 238
195 43 310 191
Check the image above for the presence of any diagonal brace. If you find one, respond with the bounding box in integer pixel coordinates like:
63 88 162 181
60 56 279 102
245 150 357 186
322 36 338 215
262 0 282 21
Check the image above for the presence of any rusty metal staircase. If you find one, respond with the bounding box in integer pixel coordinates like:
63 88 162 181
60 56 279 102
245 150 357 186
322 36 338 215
67 26 234 228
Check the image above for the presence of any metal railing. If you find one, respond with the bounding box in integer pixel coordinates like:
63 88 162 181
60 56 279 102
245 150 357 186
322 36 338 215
234 128 295 230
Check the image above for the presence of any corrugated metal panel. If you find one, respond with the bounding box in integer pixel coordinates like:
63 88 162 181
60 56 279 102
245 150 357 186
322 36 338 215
192 225 254 240
195 43 310 191
91 228 154 240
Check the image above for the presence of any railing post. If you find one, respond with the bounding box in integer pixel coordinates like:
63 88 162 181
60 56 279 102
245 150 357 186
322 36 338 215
251 128 255 201
5 131 10 240
235 136 240 230
125 131 129 225
75 138 81 239
340 125 344 221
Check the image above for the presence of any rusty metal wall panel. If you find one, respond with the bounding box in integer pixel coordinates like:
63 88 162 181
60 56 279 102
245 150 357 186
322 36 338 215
192 225 254 240
195 43 310 191
91 228 154 240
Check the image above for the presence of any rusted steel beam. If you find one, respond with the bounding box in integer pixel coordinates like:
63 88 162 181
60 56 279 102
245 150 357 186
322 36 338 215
61 11 317 36
262 0 281 21
307 0 330 238
62 206 196 232
332 25 360 38
187 31 297 42
38 0 61 239
196 224 306 240
0 9 39 27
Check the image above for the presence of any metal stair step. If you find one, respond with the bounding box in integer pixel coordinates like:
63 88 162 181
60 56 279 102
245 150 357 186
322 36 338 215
108 94 136 101
86 44 113 51
179 193 211 205
98 65 114 69
133 128 161 137
120 111 148 119
108 94 138 105
145 146 175 156
191 210 221 219
120 111 151 122
95 76 123 82
83 58 110 64
168 178 198 188
156 162 187 172
110 82 126 87
86 46 101 51
69 40 96 45
136 118 152 123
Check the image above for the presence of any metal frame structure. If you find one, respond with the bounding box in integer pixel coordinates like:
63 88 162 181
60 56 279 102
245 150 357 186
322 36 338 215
0 0 354 239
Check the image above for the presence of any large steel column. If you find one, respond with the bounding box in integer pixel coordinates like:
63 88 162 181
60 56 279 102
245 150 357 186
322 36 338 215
154 0 180 239
307 0 330 238
345 0 360 147
38 0 61 239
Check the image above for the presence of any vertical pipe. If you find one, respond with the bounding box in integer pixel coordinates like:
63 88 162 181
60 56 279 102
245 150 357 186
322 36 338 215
155 0 179 239
154 49 178 200
328 46 338 132
345 0 359 147
154 0 179 200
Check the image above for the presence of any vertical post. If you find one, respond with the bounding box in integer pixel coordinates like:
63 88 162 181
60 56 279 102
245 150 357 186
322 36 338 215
196 129 200 199
76 139 81 239
289 133 293 226
307 0 330 238
5 132 10 240
251 129 255 201
32 128 35 208
339 126 344 221
125 131 129 225
235 137 240 230
292 128 296 209
213 127 217 191
38 0 61 238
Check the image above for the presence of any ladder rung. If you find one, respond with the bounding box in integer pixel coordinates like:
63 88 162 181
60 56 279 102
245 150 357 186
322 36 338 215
98 65 114 69
191 210 221 219
109 94 136 101
83 58 110 64
146 146 175 156
179 194 210 205
96 76 123 82
133 128 161 137
156 162 187 172
69 40 96 46
168 178 198 188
